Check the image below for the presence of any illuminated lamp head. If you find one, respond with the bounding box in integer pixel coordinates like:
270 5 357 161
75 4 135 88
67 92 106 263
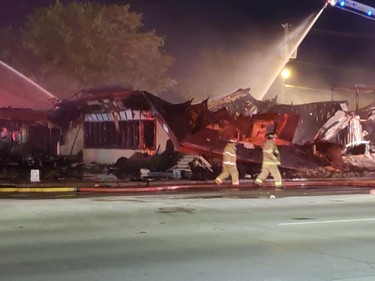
281 68 291 80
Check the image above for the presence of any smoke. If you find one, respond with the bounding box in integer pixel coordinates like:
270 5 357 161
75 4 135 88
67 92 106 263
171 6 328 103
172 25 286 102
133 0 375 106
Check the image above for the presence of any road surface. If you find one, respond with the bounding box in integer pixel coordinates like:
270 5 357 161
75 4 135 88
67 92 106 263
1 191 375 281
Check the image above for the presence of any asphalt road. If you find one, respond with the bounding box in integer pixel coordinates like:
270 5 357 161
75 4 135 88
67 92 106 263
1 191 375 281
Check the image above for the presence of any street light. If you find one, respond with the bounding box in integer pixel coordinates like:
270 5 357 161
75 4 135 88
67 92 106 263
280 67 292 103
281 67 291 80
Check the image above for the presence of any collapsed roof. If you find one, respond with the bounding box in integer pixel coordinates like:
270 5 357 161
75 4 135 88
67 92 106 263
53 87 349 169
0 58 370 172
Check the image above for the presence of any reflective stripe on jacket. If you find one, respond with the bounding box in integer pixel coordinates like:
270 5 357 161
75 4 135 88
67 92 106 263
262 139 280 165
223 142 237 166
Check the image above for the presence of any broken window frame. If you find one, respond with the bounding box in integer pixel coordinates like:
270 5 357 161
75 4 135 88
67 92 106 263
83 111 156 150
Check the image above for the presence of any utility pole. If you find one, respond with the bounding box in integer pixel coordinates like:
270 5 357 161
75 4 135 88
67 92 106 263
282 23 298 60
280 23 295 104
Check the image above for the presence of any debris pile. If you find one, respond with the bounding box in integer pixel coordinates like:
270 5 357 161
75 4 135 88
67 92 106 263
1 78 375 183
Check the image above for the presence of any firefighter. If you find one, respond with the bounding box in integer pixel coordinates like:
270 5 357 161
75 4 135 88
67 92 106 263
215 137 239 186
255 132 283 189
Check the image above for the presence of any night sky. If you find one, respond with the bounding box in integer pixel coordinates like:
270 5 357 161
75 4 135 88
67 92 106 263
1 0 375 97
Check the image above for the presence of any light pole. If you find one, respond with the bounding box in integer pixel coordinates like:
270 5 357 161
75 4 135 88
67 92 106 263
280 67 291 104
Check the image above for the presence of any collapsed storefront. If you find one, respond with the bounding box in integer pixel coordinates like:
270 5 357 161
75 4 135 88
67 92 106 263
0 108 60 165
0 61 62 181
47 87 375 180
1 56 375 182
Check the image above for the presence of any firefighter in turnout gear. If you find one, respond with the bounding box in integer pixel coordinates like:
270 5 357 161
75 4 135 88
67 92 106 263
215 138 239 185
255 132 283 189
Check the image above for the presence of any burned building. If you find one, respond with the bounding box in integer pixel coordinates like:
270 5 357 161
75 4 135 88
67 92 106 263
2 58 375 182
0 61 60 167
0 109 60 164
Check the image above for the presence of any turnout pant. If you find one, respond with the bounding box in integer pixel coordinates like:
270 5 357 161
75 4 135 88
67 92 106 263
255 164 282 187
215 164 239 185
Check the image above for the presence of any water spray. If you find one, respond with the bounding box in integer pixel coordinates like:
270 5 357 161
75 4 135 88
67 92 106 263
258 2 328 101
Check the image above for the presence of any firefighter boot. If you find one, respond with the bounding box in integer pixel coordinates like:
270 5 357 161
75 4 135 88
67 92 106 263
275 183 284 191
215 178 223 185
254 178 263 188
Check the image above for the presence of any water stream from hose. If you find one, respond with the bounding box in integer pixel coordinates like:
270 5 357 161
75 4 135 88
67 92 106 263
255 3 328 101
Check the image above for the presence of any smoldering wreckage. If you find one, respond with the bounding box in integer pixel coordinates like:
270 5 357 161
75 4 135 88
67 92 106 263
1 64 375 183
3 89 375 183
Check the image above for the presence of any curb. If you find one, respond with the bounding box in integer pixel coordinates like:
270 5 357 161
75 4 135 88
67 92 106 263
0 187 77 193
78 184 220 193
0 179 375 193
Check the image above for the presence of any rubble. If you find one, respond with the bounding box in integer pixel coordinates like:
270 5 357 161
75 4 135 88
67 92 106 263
2 57 375 183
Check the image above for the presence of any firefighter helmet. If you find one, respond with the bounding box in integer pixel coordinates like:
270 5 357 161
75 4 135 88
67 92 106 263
266 132 277 139
228 137 238 143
